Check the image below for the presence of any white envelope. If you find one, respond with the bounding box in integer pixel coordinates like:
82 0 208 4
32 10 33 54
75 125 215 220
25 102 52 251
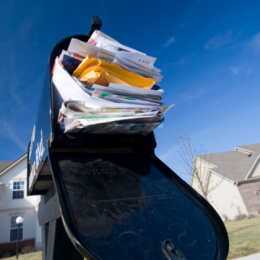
108 83 164 96
67 38 115 62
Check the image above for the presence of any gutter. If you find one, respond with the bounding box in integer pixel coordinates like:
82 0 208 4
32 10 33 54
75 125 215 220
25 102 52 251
234 177 260 185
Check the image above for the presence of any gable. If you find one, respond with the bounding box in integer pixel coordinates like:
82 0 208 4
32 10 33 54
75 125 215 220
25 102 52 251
0 155 27 177
248 157 260 178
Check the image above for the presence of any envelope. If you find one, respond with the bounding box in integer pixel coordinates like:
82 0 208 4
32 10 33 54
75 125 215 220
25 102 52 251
72 55 155 89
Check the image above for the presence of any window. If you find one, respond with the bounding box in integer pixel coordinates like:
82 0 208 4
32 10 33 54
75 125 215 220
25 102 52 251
12 181 24 199
10 216 23 242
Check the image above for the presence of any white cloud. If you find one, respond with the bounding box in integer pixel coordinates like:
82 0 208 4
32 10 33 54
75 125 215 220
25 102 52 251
164 54 196 69
230 67 239 75
191 127 212 138
230 65 255 76
164 36 176 47
176 88 208 103
205 31 234 50
246 68 252 75
9 78 25 109
0 120 27 151
158 147 177 162
249 31 260 51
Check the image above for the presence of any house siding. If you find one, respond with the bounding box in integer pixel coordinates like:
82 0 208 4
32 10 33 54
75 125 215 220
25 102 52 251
0 209 36 244
191 157 215 196
0 158 39 210
0 156 42 257
237 181 260 215
191 158 248 220
206 174 248 220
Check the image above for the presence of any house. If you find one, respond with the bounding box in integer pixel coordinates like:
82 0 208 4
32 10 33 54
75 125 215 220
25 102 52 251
191 143 260 220
0 154 42 257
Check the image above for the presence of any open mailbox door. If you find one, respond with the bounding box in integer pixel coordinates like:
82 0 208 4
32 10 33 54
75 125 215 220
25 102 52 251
27 17 229 260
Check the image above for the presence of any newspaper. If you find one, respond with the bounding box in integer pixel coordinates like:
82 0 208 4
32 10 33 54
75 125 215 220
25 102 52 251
58 100 163 134
92 90 163 106
64 120 163 135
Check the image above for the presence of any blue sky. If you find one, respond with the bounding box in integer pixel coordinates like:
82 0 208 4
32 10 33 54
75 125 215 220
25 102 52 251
0 0 259 180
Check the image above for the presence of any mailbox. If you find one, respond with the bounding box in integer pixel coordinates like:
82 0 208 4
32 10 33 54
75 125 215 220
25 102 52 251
27 17 229 260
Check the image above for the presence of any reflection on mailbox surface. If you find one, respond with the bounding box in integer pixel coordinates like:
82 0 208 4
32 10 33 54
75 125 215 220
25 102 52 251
51 153 217 260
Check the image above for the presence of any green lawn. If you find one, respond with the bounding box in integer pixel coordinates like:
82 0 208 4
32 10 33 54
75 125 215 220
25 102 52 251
2 217 260 260
225 216 260 259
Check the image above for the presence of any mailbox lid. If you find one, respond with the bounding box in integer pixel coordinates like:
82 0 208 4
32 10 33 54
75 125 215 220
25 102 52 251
49 152 228 260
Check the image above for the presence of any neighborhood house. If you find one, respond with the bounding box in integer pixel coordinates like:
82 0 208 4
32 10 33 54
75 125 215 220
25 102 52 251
191 143 260 220
0 154 42 257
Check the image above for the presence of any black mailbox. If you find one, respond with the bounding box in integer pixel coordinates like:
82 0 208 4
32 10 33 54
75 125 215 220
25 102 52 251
27 17 229 260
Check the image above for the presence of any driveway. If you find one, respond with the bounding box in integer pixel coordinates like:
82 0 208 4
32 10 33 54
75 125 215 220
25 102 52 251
233 253 260 260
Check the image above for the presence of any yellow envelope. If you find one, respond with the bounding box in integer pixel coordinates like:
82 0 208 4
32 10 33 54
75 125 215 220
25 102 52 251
72 55 155 89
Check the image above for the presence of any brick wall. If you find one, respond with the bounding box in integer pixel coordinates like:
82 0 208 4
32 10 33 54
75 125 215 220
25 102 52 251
238 181 260 214
0 238 35 258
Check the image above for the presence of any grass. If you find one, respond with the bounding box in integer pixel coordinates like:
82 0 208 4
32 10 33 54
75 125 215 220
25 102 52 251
225 216 260 259
1 252 87 260
2 217 260 260
1 251 41 260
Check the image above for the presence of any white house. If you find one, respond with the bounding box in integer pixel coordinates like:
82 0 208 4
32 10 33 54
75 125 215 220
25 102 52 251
0 154 42 257
191 143 260 220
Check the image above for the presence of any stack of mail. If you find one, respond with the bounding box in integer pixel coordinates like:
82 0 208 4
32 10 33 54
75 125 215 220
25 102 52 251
52 30 173 135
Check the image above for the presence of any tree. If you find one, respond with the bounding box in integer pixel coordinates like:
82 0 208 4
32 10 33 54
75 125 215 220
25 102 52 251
175 130 223 201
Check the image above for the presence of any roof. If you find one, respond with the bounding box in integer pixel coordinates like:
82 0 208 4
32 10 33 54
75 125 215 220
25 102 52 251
197 143 260 182
0 154 27 177
0 161 14 173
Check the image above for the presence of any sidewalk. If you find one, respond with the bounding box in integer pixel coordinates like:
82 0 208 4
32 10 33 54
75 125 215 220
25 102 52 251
233 252 260 260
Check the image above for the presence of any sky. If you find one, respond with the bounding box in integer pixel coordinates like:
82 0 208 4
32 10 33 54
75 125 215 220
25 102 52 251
0 0 259 181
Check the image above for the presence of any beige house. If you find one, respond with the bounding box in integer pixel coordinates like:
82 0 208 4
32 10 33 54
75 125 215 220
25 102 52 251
0 154 42 257
191 143 260 220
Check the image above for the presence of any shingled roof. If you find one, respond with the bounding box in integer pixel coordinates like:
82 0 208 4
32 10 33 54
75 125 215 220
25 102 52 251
0 159 20 203
0 161 14 173
0 154 27 177
197 143 260 182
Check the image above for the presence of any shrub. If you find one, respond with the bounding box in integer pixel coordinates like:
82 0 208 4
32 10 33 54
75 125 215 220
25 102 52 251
234 214 247 220
20 245 35 254
1 249 15 259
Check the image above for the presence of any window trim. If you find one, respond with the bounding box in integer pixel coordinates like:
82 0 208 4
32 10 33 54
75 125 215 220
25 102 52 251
12 181 25 200
9 215 24 242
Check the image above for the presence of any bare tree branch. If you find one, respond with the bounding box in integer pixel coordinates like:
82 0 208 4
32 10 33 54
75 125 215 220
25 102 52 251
175 130 224 201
